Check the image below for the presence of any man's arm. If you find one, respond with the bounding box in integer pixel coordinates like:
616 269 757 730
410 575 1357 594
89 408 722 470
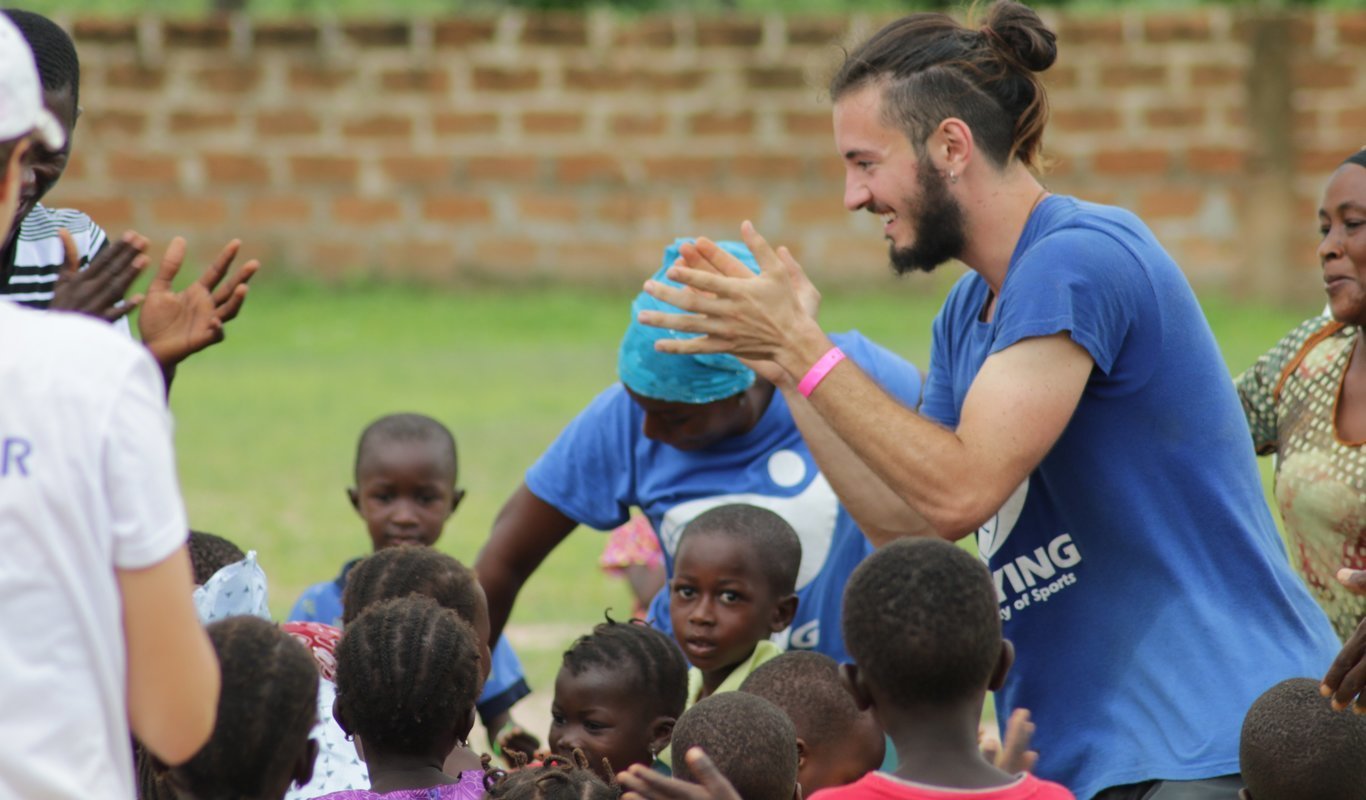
475 483 580 645
118 545 220 765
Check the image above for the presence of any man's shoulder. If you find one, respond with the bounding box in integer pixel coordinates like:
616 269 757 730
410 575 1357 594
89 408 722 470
17 204 98 241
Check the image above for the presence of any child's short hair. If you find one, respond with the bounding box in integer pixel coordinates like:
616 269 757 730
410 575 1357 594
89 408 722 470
676 504 802 595
562 615 688 720
670 692 797 800
1240 677 1366 800
341 546 482 626
355 412 457 479
171 616 318 798
335 595 484 755
187 530 246 585
487 753 620 800
739 651 858 747
842 538 999 708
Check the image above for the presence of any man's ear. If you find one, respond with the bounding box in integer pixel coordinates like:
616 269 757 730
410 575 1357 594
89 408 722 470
987 639 1015 692
840 663 874 712
931 117 975 180
648 716 676 757
346 487 360 513
795 737 809 772
770 593 799 633
293 738 319 789
449 487 466 515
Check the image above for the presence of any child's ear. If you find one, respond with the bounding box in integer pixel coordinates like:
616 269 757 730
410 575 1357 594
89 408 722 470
770 593 799 633
840 663 875 712
987 639 1015 692
648 716 676 756
458 706 477 742
294 738 319 789
794 737 809 772
346 487 360 513
449 487 466 515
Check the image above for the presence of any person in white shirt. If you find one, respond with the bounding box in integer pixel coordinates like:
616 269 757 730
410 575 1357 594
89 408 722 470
0 16 220 799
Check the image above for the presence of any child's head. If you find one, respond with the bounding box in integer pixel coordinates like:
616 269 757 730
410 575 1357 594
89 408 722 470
740 651 885 794
1239 677 1366 800
487 753 620 800
551 616 688 779
334 595 484 764
349 413 465 551
669 504 800 679
341 545 492 679
670 692 798 800
842 539 1010 719
187 530 246 586
163 616 319 800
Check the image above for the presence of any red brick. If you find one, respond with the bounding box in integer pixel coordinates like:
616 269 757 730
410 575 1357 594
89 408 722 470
332 196 402 224
245 195 313 226
51 196 134 230
169 110 237 134
465 156 540 182
1293 59 1358 90
1298 149 1350 172
87 110 146 137
555 155 625 184
256 110 321 136
1142 14 1212 43
1186 146 1245 175
594 195 671 226
787 197 843 225
557 242 641 277
1338 108 1366 130
379 241 460 280
1224 108 1248 128
640 69 707 92
203 153 270 184
1057 18 1123 45
60 153 88 181
1191 63 1243 88
433 112 499 136
423 195 492 222
746 67 807 91
644 156 722 182
1043 65 1079 91
342 21 410 47
289 65 355 91
380 156 457 185
613 19 676 48
1051 108 1121 133
729 155 804 181
1093 149 1170 175
252 21 320 48
475 237 538 267
691 193 763 224
1145 106 1207 129
522 15 589 46
1137 188 1205 218
786 18 848 47
696 19 763 47
381 68 450 93
150 197 227 226
690 111 754 136
433 19 497 47
72 19 137 45
106 63 165 90
196 66 260 93
1100 64 1168 89
564 67 633 91
518 196 580 224
1232 16 1313 47
164 19 230 48
472 67 540 91
1338 13 1366 46
291 156 359 185
342 115 413 139
784 111 830 137
108 152 178 184
611 113 668 137
522 112 584 135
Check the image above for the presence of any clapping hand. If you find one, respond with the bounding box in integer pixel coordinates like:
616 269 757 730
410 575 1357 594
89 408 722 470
137 237 258 370
617 748 746 800
51 229 149 321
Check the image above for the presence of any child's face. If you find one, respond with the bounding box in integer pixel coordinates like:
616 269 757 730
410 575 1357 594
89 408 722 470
625 388 757 452
669 531 792 679
549 665 662 780
348 438 462 551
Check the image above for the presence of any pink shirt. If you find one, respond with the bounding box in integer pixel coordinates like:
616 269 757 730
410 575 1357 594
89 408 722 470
810 772 1075 800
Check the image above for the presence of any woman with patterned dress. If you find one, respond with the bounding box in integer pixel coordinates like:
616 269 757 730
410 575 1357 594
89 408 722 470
1237 150 1366 639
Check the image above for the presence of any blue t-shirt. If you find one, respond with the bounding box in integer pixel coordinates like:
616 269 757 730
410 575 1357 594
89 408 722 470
922 196 1339 799
526 331 922 664
288 559 531 723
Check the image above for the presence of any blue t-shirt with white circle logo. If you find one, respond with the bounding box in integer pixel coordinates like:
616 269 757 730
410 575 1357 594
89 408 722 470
526 331 922 664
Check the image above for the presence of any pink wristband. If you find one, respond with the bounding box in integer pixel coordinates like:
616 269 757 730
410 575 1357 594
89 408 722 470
797 346 846 398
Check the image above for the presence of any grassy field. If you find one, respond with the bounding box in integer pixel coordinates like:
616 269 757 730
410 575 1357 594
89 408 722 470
163 275 1311 701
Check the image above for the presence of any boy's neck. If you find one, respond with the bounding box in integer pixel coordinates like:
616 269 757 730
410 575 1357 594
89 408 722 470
879 700 1017 791
699 644 760 699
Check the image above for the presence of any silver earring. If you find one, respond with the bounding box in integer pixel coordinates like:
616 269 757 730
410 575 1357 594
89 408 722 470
949 171 958 184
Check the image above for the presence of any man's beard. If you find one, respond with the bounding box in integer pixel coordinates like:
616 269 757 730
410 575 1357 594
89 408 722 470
889 158 967 275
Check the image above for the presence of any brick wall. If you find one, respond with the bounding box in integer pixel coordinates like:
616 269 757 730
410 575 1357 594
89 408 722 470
44 8 1366 296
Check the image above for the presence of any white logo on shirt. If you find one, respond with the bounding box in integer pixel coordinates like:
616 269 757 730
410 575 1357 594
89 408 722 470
976 478 1029 561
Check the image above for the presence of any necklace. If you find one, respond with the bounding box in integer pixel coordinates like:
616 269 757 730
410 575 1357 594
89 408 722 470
1027 187 1050 218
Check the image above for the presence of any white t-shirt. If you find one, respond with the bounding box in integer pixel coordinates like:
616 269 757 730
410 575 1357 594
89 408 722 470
0 301 187 800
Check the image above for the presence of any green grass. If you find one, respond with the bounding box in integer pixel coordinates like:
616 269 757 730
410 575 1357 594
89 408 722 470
163 276 1311 693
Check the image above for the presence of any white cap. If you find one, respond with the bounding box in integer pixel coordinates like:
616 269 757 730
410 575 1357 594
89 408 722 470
0 13 64 151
